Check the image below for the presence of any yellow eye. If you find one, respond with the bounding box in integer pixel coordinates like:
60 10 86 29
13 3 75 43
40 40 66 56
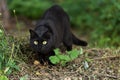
42 41 47 45
34 41 38 45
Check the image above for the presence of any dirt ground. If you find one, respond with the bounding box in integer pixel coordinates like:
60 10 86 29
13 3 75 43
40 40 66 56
6 19 120 80
8 45 120 80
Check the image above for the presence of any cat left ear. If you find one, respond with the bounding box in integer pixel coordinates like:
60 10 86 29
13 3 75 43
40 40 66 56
29 29 38 38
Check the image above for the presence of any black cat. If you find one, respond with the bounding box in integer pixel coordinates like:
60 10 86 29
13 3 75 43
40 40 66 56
29 5 87 63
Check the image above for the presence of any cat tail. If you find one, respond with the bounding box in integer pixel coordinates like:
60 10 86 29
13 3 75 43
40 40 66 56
72 34 88 46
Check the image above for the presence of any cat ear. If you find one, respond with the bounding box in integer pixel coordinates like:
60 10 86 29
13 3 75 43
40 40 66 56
29 29 38 38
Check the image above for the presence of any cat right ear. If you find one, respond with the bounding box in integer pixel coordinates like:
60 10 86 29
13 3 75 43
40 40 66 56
29 29 38 38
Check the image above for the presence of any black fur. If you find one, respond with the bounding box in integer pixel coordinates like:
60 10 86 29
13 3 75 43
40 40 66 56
29 5 87 63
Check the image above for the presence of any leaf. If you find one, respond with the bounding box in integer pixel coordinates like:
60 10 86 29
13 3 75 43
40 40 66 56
0 62 2 70
0 75 8 80
85 58 92 62
54 49 61 55
5 69 12 75
58 55 70 61
83 61 89 70
64 77 71 80
36 72 41 75
0 29 4 37
60 61 67 66
49 56 60 64
68 49 79 60
79 48 83 55
13 65 20 71
20 74 28 80
4 67 10 74
34 60 40 65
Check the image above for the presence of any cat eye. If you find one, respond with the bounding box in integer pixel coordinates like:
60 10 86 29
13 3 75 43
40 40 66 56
34 40 38 45
42 40 47 45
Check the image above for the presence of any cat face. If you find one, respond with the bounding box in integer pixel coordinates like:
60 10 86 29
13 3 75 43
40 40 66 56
29 29 52 53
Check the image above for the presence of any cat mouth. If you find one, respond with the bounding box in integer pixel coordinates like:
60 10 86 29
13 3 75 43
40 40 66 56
40 46 52 54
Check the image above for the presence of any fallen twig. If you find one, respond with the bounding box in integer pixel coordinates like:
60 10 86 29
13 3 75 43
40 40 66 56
96 73 120 79
93 55 120 61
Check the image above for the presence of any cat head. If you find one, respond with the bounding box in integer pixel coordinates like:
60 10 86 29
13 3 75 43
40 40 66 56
29 29 52 54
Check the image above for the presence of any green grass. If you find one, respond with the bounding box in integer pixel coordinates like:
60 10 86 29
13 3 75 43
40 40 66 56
0 23 19 79
0 75 8 80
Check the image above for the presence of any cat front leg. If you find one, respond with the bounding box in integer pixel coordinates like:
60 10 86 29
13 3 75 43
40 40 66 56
38 51 55 64
63 35 72 51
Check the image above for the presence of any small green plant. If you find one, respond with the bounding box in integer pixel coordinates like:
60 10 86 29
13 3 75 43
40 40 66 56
0 25 19 78
49 48 83 66
0 75 8 80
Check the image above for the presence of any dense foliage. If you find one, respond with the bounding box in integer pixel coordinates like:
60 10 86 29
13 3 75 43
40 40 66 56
7 0 120 47
7 0 52 19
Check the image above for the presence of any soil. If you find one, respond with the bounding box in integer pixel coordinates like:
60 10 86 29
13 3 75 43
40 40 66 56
9 47 120 80
5 18 120 80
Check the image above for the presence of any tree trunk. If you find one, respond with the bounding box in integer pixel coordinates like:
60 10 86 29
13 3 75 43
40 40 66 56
0 0 10 29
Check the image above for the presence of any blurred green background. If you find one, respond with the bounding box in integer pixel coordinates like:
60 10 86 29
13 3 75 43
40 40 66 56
7 0 120 48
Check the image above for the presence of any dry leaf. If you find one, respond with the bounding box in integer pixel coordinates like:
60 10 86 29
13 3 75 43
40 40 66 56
64 77 71 80
34 60 40 65
36 71 41 75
